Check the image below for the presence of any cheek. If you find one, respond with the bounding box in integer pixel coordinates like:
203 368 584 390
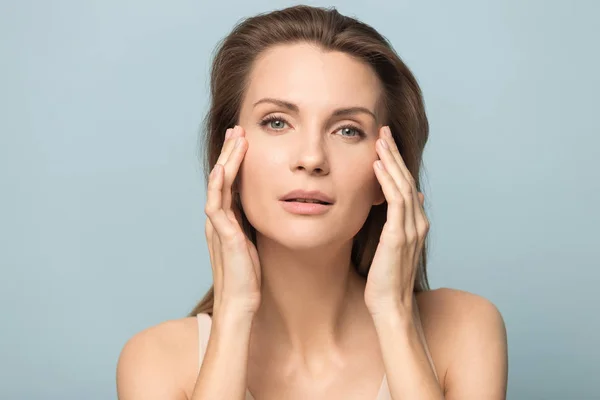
237 144 279 193
340 161 381 202
346 157 378 183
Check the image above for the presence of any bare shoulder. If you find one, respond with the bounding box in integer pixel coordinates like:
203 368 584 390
415 287 507 350
416 287 505 323
416 288 508 399
116 316 200 400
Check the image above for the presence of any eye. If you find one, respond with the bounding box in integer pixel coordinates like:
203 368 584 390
259 115 289 130
336 125 366 139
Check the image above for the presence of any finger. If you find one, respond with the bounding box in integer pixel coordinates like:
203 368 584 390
206 165 231 310
417 192 426 216
416 192 425 217
377 129 416 241
212 225 223 308
381 126 412 184
384 126 424 219
205 163 239 243
373 158 406 242
382 126 427 242
205 218 215 277
416 192 429 241
247 237 261 283
215 128 236 166
221 126 247 217
205 218 222 309
218 127 238 212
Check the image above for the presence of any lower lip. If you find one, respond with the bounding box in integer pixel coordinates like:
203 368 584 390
280 200 333 215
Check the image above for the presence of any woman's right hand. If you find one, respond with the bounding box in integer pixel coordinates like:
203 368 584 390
204 125 261 318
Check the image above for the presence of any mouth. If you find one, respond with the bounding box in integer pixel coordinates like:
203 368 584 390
279 190 335 205
279 199 333 215
282 199 332 205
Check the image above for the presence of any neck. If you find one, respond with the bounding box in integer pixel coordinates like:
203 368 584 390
251 232 370 358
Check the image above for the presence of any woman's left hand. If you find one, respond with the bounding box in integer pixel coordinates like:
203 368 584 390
364 125 428 319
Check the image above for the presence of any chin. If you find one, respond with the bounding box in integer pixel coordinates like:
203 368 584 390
252 223 337 251
279 234 335 251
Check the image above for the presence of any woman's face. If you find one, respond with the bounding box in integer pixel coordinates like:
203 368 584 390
237 42 385 250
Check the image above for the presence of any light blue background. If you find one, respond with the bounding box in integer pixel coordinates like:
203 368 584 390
1 0 598 399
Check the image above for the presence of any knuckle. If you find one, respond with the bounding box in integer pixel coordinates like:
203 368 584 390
225 210 239 225
223 230 245 247
386 237 405 251
390 190 403 204
383 226 405 244
396 232 407 245
208 172 218 184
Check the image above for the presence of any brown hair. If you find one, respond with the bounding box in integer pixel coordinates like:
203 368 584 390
189 5 430 317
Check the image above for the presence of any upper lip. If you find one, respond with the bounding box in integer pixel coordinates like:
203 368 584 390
280 189 335 204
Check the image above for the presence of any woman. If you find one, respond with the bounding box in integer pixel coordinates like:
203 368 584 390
117 5 508 399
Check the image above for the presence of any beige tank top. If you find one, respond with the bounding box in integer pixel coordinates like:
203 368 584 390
196 296 439 399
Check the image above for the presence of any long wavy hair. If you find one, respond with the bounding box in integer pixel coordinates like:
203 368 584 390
189 5 431 317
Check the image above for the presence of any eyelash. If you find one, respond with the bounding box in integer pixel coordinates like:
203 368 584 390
258 115 366 139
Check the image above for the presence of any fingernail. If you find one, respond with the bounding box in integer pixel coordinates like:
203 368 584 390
225 129 232 139
384 127 392 138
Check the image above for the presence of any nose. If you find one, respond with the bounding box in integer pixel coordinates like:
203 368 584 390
291 129 330 175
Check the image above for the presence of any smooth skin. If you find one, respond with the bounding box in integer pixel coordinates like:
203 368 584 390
116 43 508 400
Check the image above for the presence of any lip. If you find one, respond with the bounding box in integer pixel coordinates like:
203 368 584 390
279 189 335 204
279 200 333 215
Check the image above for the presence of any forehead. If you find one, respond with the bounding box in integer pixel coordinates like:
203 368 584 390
243 42 383 113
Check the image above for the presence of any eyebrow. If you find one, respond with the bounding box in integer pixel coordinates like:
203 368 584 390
253 97 378 122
